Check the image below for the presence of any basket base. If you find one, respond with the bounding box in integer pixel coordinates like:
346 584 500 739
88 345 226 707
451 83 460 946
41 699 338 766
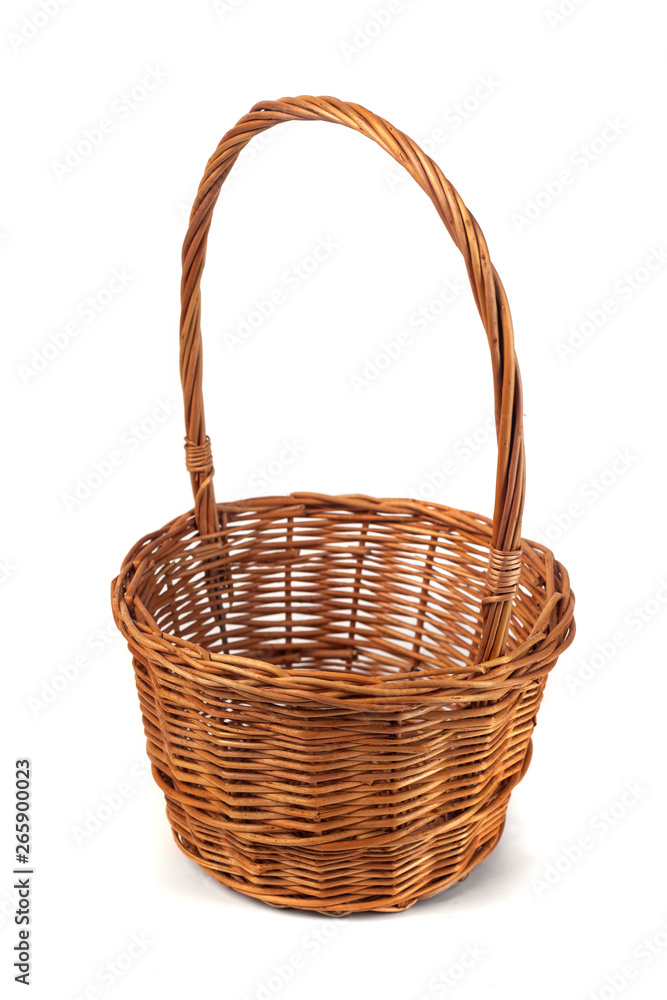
173 825 496 915
163 785 511 915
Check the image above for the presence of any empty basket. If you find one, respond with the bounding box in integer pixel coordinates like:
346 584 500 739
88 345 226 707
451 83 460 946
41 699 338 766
111 95 575 914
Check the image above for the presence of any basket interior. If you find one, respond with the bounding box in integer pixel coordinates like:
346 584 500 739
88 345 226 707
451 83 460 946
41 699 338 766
134 500 538 677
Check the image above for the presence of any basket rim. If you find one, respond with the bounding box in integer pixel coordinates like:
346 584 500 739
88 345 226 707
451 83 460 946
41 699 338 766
111 492 575 708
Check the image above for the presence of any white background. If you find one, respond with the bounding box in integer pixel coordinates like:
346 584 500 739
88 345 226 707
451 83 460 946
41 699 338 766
2 1 666 998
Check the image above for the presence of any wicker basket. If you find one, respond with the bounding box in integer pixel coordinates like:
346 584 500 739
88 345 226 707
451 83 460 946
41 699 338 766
111 96 575 915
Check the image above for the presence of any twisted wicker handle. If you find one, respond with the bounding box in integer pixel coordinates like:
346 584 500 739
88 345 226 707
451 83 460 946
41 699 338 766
180 96 526 661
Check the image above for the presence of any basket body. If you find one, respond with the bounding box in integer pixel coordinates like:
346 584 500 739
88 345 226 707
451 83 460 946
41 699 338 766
112 493 573 914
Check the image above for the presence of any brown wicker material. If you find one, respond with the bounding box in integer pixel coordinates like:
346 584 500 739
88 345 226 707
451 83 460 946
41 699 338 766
111 96 575 915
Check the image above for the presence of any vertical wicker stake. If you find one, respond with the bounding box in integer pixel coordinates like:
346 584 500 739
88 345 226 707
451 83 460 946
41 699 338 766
112 96 575 914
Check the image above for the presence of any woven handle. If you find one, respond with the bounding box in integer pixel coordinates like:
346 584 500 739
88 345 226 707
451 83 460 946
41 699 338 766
180 96 526 661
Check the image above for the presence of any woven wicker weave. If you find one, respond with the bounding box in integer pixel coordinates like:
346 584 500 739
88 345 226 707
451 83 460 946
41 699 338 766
111 96 575 914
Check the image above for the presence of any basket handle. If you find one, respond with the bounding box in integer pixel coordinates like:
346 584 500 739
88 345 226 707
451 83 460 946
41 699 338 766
180 96 525 661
